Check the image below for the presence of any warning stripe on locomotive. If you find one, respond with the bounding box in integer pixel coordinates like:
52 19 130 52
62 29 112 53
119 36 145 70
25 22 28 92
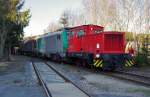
125 59 135 67
93 59 103 68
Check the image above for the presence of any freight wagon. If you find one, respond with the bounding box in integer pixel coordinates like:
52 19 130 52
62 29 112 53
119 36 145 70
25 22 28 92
20 39 36 55
33 29 68 61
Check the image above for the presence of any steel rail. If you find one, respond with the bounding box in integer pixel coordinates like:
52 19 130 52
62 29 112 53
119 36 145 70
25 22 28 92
45 62 92 97
102 71 150 87
115 71 150 80
32 62 52 97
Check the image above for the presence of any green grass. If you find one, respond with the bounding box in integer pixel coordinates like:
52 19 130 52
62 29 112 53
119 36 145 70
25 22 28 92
127 88 150 97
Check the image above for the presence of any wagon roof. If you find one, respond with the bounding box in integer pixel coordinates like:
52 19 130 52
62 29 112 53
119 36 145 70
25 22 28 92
37 31 62 39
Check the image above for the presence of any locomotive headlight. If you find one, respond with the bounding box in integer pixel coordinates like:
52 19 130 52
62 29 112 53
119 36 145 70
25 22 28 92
96 54 100 58
96 43 100 48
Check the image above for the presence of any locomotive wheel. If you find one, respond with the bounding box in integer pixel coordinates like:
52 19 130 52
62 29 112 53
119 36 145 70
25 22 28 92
82 60 86 67
76 60 81 67
101 66 115 71
57 56 62 63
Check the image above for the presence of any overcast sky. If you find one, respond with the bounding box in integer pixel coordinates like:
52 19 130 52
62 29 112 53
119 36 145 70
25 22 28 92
23 0 82 37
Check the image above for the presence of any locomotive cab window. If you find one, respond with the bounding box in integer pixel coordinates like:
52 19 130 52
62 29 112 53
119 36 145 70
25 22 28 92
77 30 84 38
57 35 61 40
94 30 102 34
69 31 74 38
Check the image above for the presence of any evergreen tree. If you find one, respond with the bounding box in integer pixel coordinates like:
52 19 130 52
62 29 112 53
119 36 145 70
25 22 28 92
0 0 30 60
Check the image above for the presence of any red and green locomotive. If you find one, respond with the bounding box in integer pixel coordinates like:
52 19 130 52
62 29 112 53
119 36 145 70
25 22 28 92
66 25 135 70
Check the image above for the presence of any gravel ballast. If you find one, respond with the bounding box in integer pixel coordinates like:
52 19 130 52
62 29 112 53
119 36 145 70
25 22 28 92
47 62 150 97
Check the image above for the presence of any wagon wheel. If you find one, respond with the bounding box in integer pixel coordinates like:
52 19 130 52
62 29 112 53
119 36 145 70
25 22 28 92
82 60 87 67
57 56 62 63
76 59 82 67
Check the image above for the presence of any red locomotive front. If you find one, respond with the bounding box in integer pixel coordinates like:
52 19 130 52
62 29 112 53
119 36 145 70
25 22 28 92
67 25 134 70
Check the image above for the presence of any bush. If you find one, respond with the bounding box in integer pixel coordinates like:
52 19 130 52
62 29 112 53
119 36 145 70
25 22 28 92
135 54 147 66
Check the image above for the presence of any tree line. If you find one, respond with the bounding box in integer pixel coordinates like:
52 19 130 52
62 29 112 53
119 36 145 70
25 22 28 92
0 0 30 60
47 0 149 34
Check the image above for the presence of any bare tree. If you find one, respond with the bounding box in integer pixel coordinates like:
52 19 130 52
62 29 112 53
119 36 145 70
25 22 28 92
83 0 100 24
71 9 86 26
82 0 118 28
82 0 148 33
144 0 150 34
47 22 60 32
59 11 69 27
59 9 86 27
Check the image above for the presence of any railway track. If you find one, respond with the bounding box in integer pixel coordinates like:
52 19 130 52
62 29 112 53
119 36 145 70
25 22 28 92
32 62 52 97
56 61 150 88
103 71 150 87
32 58 150 97
32 61 90 97
45 61 150 88
45 62 91 97
62 62 150 87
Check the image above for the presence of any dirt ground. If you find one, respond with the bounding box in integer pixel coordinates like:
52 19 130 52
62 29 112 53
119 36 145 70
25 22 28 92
0 56 46 97
1 55 150 97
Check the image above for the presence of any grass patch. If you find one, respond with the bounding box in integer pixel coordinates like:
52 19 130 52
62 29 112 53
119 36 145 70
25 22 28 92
127 88 150 97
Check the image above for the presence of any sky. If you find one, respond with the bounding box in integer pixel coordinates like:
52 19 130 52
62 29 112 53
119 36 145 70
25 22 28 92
23 0 82 37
